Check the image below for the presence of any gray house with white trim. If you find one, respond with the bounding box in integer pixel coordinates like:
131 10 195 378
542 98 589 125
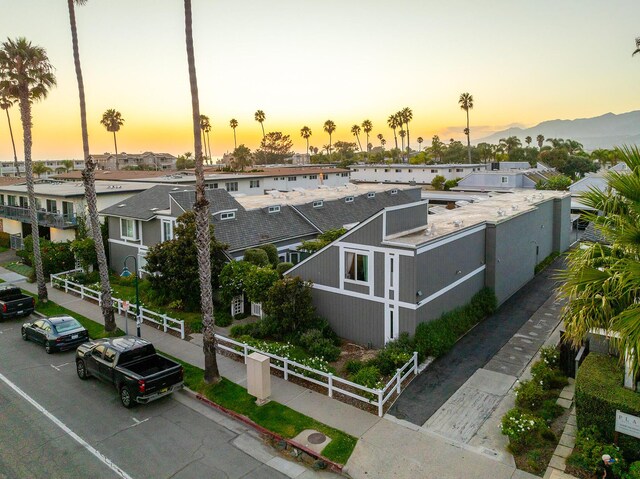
287 190 571 347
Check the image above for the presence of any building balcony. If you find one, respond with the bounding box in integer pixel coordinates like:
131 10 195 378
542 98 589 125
0 204 77 229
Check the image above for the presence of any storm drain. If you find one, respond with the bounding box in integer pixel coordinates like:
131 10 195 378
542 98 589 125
292 429 332 454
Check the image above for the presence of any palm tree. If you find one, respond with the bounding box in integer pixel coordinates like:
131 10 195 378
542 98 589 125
525 136 532 147
351 124 362 151
377 133 384 148
417 136 423 152
399 129 406 153
458 93 473 163
254 110 266 139
32 162 52 178
66 0 116 331
633 37 640 56
61 159 75 172
387 114 399 150
100 109 124 170
199 115 211 160
558 145 640 379
400 107 413 153
499 136 521 155
300 126 312 159
381 138 386 148
184 0 219 384
322 144 332 155
0 37 56 302
229 118 238 150
0 95 19 176
362 119 373 152
323 120 336 152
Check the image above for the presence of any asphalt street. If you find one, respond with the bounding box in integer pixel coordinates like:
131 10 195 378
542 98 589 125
0 315 290 479
388 257 565 425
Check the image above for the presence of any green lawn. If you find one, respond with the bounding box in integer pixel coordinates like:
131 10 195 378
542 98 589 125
0 246 8 253
172 357 357 465
2 261 34 278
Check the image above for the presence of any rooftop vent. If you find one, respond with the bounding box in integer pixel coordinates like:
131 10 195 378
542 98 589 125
425 223 437 236
511 204 519 211
150 207 159 211
117 204 126 208
455 200 470 207
171 187 180 191
453 219 464 227
497 208 506 217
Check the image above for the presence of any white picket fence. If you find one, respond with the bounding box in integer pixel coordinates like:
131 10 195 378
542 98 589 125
215 334 419 417
50 269 185 339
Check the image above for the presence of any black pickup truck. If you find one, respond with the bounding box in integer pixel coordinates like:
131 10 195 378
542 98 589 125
75 336 184 408
0 285 35 320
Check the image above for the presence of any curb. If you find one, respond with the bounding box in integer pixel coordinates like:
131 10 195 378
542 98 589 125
181 387 344 474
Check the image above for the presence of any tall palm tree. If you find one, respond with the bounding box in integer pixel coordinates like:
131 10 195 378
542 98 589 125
184 0 219 383
377 133 384 148
61 159 75 172
458 93 473 163
399 129 406 153
0 95 20 176
633 37 640 56
66 0 116 331
558 145 640 378
387 114 399 150
536 134 545 149
300 126 312 159
100 109 124 170
351 124 362 151
0 37 55 302
499 136 521 155
323 120 336 152
400 107 413 153
525 136 532 147
417 136 423 152
362 119 373 152
199 114 211 160
254 110 266 139
229 118 238 150
381 138 386 148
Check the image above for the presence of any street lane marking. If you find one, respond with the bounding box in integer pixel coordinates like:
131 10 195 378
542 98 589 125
50 362 70 371
0 372 134 479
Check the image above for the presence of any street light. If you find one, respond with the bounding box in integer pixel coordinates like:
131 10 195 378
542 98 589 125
121 255 141 338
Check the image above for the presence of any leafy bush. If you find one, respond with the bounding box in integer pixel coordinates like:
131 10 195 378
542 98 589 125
345 359 364 375
70 237 97 271
539 346 560 369
244 248 270 267
575 353 640 462
539 399 565 423
17 236 75 277
531 359 568 390
515 380 547 411
431 175 446 190
257 244 279 268
263 277 316 338
414 288 497 359
372 333 414 375
500 408 547 452
219 260 256 304
243 266 279 304
230 321 266 339
567 426 626 476
299 329 340 362
350 366 383 390
276 262 294 277
0 231 10 248
214 309 233 327
628 461 640 479
307 317 341 346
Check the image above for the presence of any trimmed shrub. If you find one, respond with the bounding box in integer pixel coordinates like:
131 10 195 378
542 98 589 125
539 346 560 369
539 399 565 423
214 309 233 327
531 359 568 390
345 359 364 375
276 262 294 277
244 248 270 267
257 244 279 268
515 379 547 411
350 366 383 390
500 408 548 452
575 353 640 462
299 329 340 362
567 426 626 476
0 231 10 248
372 333 415 375
414 288 497 359
230 321 266 339
628 461 640 479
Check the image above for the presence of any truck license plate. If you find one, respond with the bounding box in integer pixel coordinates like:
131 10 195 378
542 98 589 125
17 310 23 315
71 334 78 339
160 387 168 393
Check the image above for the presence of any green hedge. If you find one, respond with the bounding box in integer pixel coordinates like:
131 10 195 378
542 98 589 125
534 252 560 275
0 231 9 248
414 288 497 359
575 353 640 462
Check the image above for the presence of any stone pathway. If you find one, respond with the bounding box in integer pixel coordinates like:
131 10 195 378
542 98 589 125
543 380 578 479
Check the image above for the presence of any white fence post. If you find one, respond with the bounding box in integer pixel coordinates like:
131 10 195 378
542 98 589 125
80 285 84 299
378 390 384 417
180 321 184 339
243 344 248 364
163 314 168 333
396 369 402 394
413 351 418 374
64 279 69 293
284 358 289 380
328 373 334 398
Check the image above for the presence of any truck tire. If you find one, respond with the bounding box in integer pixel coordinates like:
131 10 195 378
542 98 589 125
21 328 27 341
76 360 88 380
120 386 135 409
45 342 53 354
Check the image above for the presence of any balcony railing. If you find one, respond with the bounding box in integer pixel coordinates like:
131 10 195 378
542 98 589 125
0 204 77 229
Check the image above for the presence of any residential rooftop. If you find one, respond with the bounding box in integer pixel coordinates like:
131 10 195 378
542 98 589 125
384 189 570 248
0 180 152 197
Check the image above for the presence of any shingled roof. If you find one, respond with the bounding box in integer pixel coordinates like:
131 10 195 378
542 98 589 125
292 187 421 232
100 185 193 220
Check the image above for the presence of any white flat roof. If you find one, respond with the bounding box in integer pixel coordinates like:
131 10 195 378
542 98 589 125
0 181 152 197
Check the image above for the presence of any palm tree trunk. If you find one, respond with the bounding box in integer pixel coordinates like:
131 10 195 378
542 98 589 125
201 129 208 161
68 0 115 332
4 109 19 176
393 128 398 150
185 0 219 384
207 131 212 165
18 91 47 302
112 131 118 170
260 123 265 139
233 129 237 150
356 135 362 152
406 124 410 154
306 138 309 157
466 110 471 163
366 133 369 152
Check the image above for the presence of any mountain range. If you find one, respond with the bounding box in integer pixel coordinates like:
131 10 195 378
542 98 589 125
477 110 640 151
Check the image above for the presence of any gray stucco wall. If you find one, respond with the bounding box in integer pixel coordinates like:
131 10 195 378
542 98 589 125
416 229 485 298
385 202 428 236
553 196 571 252
142 219 161 247
288 245 340 288
398 255 416 304
486 200 555 304
108 240 139 273
311 288 385 347
345 216 383 247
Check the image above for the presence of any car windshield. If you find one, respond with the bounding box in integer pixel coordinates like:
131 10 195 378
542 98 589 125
53 319 82 333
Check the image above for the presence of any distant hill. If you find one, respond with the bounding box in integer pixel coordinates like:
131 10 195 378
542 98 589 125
477 110 640 151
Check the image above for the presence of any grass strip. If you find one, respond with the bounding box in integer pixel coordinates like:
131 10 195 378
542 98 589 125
2 261 34 278
167 356 357 465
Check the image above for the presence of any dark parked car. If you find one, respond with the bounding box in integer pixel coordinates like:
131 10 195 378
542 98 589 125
0 286 35 320
22 316 89 354
75 336 184 408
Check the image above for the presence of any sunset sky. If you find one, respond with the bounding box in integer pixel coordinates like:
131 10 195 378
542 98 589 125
0 0 639 161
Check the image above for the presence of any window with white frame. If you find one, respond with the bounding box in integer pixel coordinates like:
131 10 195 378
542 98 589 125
501 176 509 183
7 195 16 206
390 189 398 195
220 211 236 220
46 199 56 213
345 251 369 282
289 251 300 264
225 182 238 192
309 174 317 179
161 219 174 242
367 192 375 199
0 194 4 205
120 218 138 240
313 200 323 208
345 196 354 203
287 176 297 182
268 205 281 213
431 169 437 173
250 180 260 188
